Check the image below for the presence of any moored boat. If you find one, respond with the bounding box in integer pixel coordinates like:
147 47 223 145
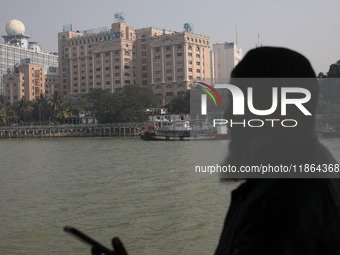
139 120 229 141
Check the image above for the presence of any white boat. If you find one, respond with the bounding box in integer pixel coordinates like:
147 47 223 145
139 120 229 141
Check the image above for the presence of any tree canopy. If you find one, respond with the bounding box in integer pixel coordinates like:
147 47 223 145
0 85 160 126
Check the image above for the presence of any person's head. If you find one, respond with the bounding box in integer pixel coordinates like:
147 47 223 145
226 47 318 139
224 47 319 166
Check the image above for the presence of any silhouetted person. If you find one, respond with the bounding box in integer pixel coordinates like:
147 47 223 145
215 47 340 255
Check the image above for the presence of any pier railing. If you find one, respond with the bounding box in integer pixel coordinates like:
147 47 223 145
0 123 146 139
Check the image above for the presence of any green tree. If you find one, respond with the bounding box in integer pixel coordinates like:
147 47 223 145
56 102 71 123
35 93 50 122
15 97 33 123
50 91 65 121
167 90 190 114
318 59 340 114
0 107 6 125
7 107 18 125
115 85 160 122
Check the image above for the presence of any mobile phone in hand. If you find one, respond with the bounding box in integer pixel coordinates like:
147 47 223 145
64 226 115 255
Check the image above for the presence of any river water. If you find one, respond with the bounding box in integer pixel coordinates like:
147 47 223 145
0 137 339 254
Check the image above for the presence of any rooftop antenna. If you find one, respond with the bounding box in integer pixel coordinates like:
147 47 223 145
236 26 238 45
256 32 261 47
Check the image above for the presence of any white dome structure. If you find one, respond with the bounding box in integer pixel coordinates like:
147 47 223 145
5 19 25 35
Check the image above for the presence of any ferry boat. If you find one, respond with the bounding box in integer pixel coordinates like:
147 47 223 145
139 120 229 141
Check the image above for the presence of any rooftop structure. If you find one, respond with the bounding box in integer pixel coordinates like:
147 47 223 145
0 19 58 94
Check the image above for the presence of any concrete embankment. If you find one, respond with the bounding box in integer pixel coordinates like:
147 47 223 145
0 123 145 139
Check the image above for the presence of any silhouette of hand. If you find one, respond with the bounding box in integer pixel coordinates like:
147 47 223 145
91 237 128 255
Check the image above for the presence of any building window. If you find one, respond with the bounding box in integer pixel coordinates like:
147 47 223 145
115 66 120 69
166 69 172 74
155 63 160 67
166 62 171 66
142 73 147 78
196 61 200 66
125 80 130 84
167 77 172 81
189 68 193 72
166 92 173 96
142 66 147 71
196 54 200 58
156 70 161 75
115 73 120 77
166 46 171 50
166 84 173 88
155 48 160 52
105 67 110 70
142 80 147 86
96 68 101 71
124 58 130 63
115 58 119 62
177 53 183 57
155 85 162 89
166 54 172 58
115 80 120 84
177 68 183 73
155 55 160 60
197 69 201 73
156 78 161 82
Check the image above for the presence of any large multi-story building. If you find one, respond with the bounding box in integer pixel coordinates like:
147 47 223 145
0 19 58 94
58 14 211 105
3 63 59 103
3 64 59 104
211 42 242 83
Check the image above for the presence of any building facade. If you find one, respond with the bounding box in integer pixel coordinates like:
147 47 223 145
0 19 58 94
58 15 211 105
212 42 242 83
3 63 59 104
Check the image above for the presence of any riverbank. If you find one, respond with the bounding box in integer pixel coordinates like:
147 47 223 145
0 123 145 139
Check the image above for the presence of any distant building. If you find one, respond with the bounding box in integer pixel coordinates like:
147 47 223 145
0 19 58 94
212 42 242 83
148 28 211 105
58 14 211 105
3 63 59 104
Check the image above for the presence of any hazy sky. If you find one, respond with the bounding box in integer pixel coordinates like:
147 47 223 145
1 0 339 74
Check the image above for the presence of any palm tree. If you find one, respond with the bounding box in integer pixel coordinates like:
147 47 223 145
50 91 64 121
0 107 7 125
56 102 71 123
15 97 33 123
7 107 18 125
36 93 50 122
